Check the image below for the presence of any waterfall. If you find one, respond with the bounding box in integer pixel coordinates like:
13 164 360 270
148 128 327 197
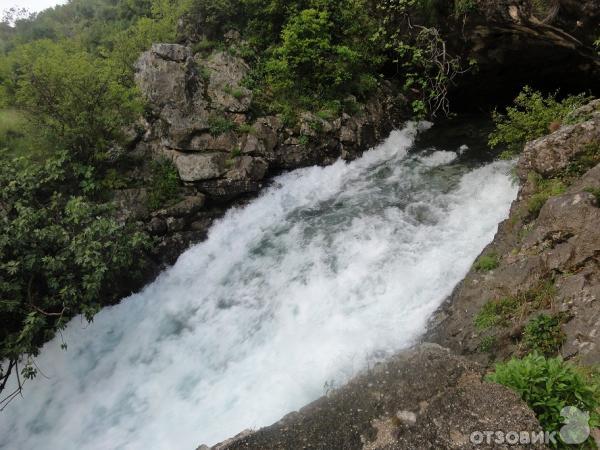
0 123 517 450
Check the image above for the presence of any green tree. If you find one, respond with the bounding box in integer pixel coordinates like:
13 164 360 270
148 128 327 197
6 40 141 162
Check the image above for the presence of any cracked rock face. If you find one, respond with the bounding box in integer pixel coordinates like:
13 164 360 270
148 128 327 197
201 344 542 450
133 43 405 200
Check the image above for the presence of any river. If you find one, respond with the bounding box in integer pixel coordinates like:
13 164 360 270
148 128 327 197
0 122 517 449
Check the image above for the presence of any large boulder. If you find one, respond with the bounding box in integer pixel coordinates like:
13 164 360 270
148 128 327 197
135 44 211 150
202 51 253 113
203 344 542 450
134 44 198 111
517 115 600 179
173 152 228 182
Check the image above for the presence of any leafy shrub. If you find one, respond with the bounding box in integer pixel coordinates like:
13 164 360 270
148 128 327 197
454 0 477 17
147 158 181 210
489 87 590 157
523 314 566 356
0 109 47 160
486 353 600 447
6 40 142 162
560 143 600 181
0 153 151 396
474 252 500 272
266 9 360 99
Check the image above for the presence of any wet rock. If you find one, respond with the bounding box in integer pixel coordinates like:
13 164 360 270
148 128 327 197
196 179 262 202
209 344 542 450
429 100 600 366
148 217 168 236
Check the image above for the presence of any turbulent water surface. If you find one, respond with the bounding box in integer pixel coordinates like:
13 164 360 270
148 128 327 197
0 123 517 450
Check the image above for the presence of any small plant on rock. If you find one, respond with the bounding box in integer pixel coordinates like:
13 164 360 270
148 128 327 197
522 314 566 356
479 335 497 353
526 173 566 219
475 296 520 331
475 281 556 331
474 252 500 272
208 115 237 137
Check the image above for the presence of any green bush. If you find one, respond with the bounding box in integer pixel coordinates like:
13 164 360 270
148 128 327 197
454 0 477 17
486 353 600 448
489 87 590 158
147 158 181 210
0 152 150 394
474 252 500 272
266 9 359 100
523 314 566 356
6 40 142 162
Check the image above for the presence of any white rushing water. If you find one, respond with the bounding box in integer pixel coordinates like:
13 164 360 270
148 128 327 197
0 123 517 450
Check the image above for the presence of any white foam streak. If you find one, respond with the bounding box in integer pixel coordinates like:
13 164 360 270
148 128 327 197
0 124 517 450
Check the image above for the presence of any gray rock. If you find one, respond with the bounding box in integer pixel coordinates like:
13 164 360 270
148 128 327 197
187 132 238 152
113 188 150 222
173 152 228 182
134 48 194 110
154 195 206 218
197 179 262 201
148 217 168 236
203 52 252 113
151 43 191 62
517 116 600 180
429 101 600 366
225 156 268 181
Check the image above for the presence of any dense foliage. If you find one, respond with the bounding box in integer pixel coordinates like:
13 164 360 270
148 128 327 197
0 0 175 400
489 87 590 158
0 153 150 403
487 353 600 448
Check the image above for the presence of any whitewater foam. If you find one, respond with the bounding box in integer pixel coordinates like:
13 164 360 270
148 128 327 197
0 123 517 449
